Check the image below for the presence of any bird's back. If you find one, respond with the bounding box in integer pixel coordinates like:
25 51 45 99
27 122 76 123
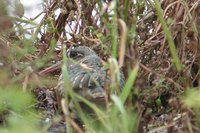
66 54 108 99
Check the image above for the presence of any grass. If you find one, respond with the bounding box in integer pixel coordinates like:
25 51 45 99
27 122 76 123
1 0 200 132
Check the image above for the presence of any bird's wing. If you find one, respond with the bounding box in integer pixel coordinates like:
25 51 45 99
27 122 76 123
67 55 106 90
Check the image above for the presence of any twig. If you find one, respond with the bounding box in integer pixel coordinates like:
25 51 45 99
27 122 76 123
118 19 127 68
139 63 184 90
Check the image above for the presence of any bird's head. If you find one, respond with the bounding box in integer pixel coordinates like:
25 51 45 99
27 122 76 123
66 46 96 61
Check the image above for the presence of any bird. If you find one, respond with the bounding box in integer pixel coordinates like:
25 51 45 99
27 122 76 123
55 45 125 104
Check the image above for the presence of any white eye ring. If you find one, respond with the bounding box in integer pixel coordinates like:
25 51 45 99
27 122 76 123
67 52 70 57
67 47 75 57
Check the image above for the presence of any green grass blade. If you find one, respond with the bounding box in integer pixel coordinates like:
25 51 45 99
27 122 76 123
120 63 139 103
154 0 182 71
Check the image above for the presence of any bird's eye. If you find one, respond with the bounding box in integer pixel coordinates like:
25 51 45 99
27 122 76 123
69 51 84 59
69 51 78 58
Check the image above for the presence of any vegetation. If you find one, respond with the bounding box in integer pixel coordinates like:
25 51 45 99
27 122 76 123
0 0 200 132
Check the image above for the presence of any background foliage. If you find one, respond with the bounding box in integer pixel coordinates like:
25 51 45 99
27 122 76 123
0 0 200 132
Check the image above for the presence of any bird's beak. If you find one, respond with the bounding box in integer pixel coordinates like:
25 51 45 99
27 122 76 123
38 61 63 76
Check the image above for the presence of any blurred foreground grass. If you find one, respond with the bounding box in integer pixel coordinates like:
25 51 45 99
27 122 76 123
1 0 200 133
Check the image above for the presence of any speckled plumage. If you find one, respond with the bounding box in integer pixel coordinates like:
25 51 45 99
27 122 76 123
56 46 124 101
